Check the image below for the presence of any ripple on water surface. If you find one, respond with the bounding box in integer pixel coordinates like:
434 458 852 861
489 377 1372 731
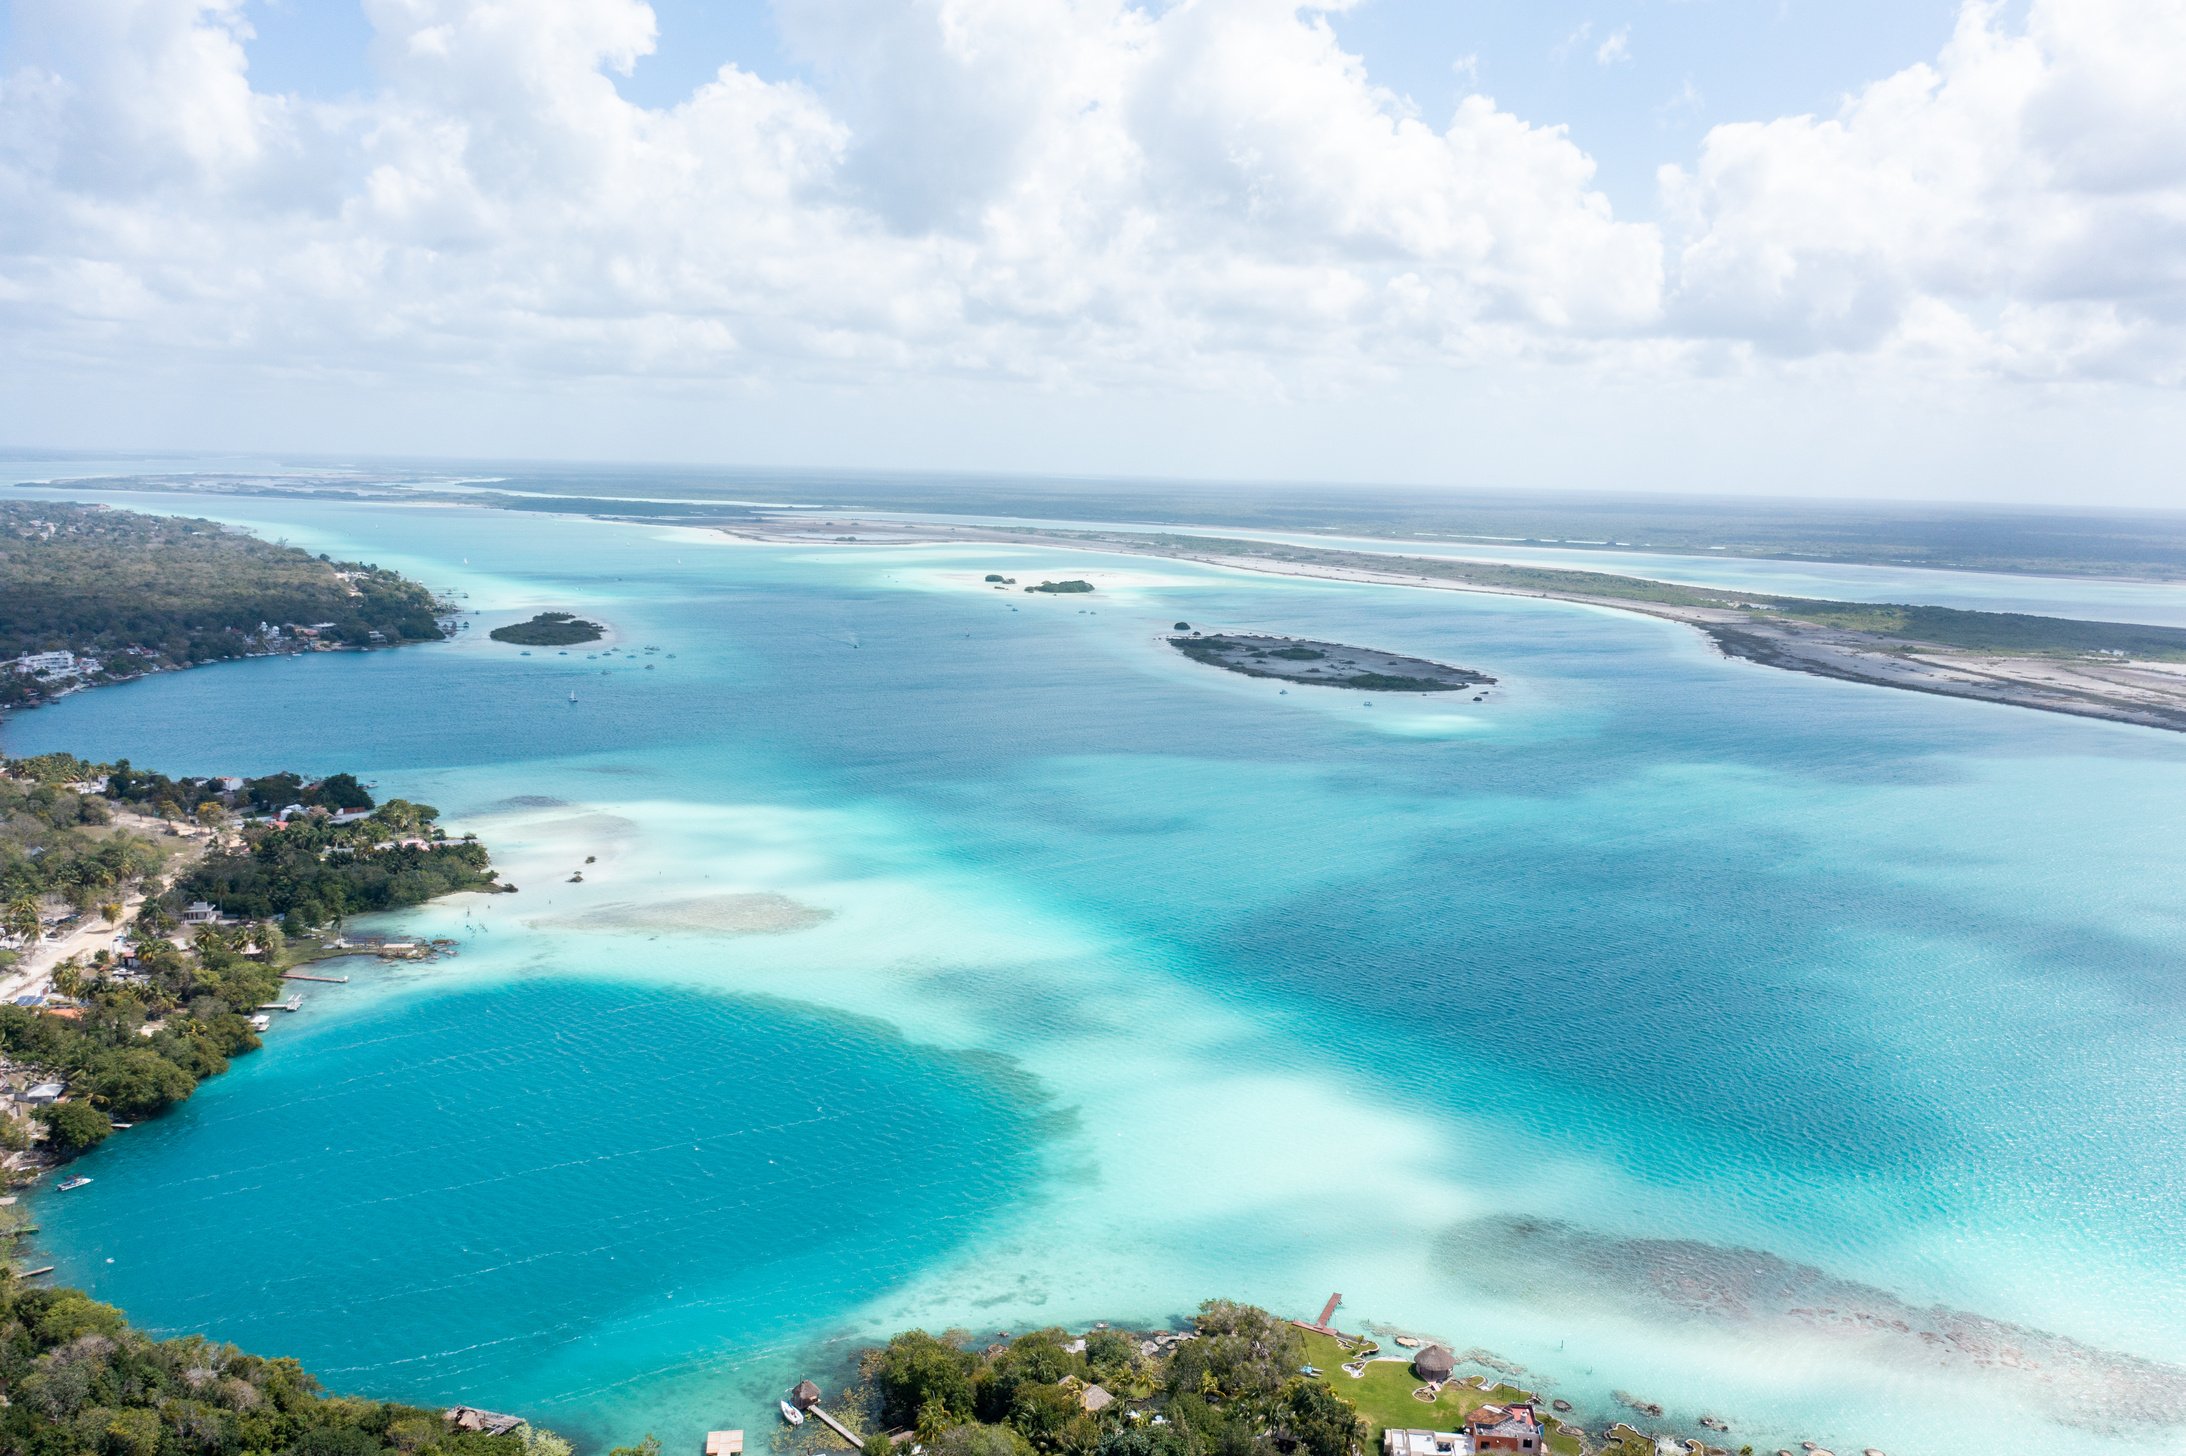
31 978 1045 1450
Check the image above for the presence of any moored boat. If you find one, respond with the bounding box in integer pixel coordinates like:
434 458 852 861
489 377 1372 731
56 1176 91 1191
778 1402 804 1427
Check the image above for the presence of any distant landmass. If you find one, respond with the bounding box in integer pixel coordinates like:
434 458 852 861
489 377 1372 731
489 611 604 646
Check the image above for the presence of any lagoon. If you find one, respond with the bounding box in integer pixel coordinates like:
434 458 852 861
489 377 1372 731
9 482 2186 1456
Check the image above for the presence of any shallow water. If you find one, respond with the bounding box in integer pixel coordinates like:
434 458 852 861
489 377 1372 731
9 485 2186 1456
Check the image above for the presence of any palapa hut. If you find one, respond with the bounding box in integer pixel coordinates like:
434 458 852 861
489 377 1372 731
1411 1345 1456 1384
791 1381 822 1411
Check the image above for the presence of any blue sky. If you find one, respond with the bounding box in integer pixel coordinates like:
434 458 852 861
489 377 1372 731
0 0 2178 504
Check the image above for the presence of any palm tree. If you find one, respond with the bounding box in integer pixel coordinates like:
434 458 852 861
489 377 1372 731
2 896 40 947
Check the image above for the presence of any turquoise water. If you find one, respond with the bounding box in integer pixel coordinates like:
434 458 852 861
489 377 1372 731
9 486 2186 1456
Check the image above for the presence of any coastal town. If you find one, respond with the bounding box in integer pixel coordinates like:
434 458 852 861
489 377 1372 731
0 754 498 1182
0 499 456 711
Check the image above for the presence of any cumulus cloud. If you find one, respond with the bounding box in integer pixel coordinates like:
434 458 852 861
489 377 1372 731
0 0 2182 407
1661 0 2186 382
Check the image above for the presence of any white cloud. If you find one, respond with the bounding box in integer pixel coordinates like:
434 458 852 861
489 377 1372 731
1595 26 1631 67
1660 0 2186 382
0 0 2181 433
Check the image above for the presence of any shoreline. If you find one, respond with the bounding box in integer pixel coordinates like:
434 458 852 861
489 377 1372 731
727 514 2186 735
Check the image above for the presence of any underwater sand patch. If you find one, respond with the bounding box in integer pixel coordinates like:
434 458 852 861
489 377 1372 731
543 893 831 936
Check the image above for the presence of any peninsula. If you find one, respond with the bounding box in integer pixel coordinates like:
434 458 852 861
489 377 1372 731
0 501 450 712
490 611 606 646
1173 633 1494 692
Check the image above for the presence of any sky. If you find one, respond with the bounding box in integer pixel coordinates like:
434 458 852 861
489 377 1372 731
1 0 2182 506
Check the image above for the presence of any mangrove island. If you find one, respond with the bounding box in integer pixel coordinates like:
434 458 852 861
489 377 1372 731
1171 634 1494 692
489 612 606 646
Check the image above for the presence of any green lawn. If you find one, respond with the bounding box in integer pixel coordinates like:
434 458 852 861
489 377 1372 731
1298 1333 1584 1456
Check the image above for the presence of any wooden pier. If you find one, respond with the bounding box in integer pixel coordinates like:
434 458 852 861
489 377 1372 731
282 971 350 983
19 1266 53 1278
257 995 304 1013
805 1404 862 1449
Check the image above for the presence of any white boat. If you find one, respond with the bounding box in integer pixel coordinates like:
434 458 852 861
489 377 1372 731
250 1013 272 1032
778 1402 804 1427
568 691 578 703
56 1176 91 1191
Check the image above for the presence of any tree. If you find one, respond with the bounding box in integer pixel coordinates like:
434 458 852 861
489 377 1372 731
874 1330 980 1429
1168 1303 1301 1402
86 1048 198 1118
36 1100 113 1156
932 1425 1034 1456
195 801 225 830
1272 1381 1363 1456
1005 1385 1086 1454
311 773 374 811
1083 1331 1140 1385
3 896 40 946
99 901 123 927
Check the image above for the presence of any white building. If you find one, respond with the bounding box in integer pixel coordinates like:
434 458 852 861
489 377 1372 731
1384 1433 1469 1456
182 901 222 925
9 651 78 676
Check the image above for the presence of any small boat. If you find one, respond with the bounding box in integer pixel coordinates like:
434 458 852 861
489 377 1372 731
250 1013 272 1031
56 1176 91 1191
778 1402 804 1427
568 691 578 703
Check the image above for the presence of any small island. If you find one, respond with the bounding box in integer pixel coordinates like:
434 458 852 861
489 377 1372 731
1172 632 1494 692
1025 579 1094 594
489 611 604 646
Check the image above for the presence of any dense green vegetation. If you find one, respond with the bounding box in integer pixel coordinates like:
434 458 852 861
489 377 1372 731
1023 581 1094 594
488 612 604 646
181 803 502 930
0 502 445 707
853 1302 1369 1456
0 1274 553 1456
0 773 163 928
1107 532 2186 661
0 756 502 1158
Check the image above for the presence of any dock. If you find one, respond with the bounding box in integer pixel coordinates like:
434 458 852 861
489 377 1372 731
19 1266 53 1278
281 971 349 983
257 995 304 1012
805 1405 862 1448
1292 1293 1356 1342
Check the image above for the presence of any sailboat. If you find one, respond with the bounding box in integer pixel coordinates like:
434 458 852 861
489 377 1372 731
568 690 578 703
